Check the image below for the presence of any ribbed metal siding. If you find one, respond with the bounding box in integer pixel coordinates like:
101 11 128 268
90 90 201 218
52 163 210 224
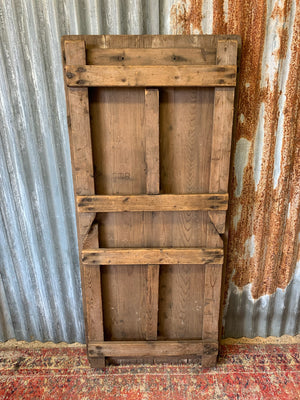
0 0 299 342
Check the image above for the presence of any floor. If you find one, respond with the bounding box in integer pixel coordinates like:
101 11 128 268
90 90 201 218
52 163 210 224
0 342 299 399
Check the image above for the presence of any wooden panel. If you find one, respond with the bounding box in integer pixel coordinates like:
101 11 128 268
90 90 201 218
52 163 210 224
145 89 160 194
158 86 223 341
88 340 209 357
89 87 148 340
158 264 206 339
82 248 224 265
62 35 239 365
77 194 228 212
98 211 215 248
87 47 216 65
65 65 237 87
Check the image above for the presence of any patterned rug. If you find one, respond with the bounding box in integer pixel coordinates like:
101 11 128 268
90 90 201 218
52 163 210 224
0 343 299 399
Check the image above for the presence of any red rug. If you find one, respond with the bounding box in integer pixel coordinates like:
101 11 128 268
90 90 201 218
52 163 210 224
0 343 299 399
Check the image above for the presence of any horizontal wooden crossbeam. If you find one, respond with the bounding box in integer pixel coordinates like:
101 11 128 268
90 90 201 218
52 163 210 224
87 47 217 66
77 194 228 212
82 248 224 265
88 340 217 358
65 65 237 87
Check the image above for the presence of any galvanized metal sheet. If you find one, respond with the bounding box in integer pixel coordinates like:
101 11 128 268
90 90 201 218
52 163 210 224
0 0 299 342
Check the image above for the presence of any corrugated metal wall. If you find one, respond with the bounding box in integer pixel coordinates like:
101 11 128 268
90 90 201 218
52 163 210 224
0 0 299 342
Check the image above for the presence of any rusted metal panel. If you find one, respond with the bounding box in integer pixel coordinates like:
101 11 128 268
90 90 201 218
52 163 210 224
170 0 300 337
0 0 299 342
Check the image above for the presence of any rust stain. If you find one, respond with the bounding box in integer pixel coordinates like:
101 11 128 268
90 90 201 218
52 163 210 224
170 0 203 34
225 0 300 299
170 0 300 300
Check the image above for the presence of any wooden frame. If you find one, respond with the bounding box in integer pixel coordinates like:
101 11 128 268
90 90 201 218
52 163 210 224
62 35 239 368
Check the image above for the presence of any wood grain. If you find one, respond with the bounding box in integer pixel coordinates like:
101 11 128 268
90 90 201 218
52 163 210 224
82 248 224 265
87 47 216 66
89 86 148 340
65 41 96 243
77 194 228 212
88 340 209 357
63 39 102 366
82 224 105 368
65 65 237 87
146 265 159 340
62 35 239 364
208 40 238 236
202 265 222 339
145 89 160 195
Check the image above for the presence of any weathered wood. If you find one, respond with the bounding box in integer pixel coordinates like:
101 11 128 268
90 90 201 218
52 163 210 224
144 90 160 341
145 89 160 194
208 211 227 234
63 40 97 359
62 35 239 366
63 34 241 53
146 265 159 340
202 342 219 368
87 47 216 66
89 85 149 340
208 40 238 237
77 194 228 212
202 265 222 339
88 340 210 357
82 248 224 265
64 40 95 243
65 64 237 87
82 225 105 368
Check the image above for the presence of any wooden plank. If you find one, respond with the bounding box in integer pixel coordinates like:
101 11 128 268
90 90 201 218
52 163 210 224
64 40 95 243
82 225 104 341
87 47 216 66
63 34 241 52
158 87 223 340
65 65 237 87
202 265 222 339
208 211 227 234
202 342 219 368
77 194 229 212
88 340 207 357
146 265 159 340
63 40 99 364
89 85 149 340
145 89 160 194
82 248 224 265
144 89 160 342
82 224 105 368
208 40 238 236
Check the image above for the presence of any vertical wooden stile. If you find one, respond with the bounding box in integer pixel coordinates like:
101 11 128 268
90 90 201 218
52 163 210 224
202 40 238 367
64 40 105 368
145 89 160 341
208 40 238 234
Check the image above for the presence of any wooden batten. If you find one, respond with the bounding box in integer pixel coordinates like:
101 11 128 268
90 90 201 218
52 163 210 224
88 340 214 358
77 194 228 212
82 248 224 265
65 64 237 87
